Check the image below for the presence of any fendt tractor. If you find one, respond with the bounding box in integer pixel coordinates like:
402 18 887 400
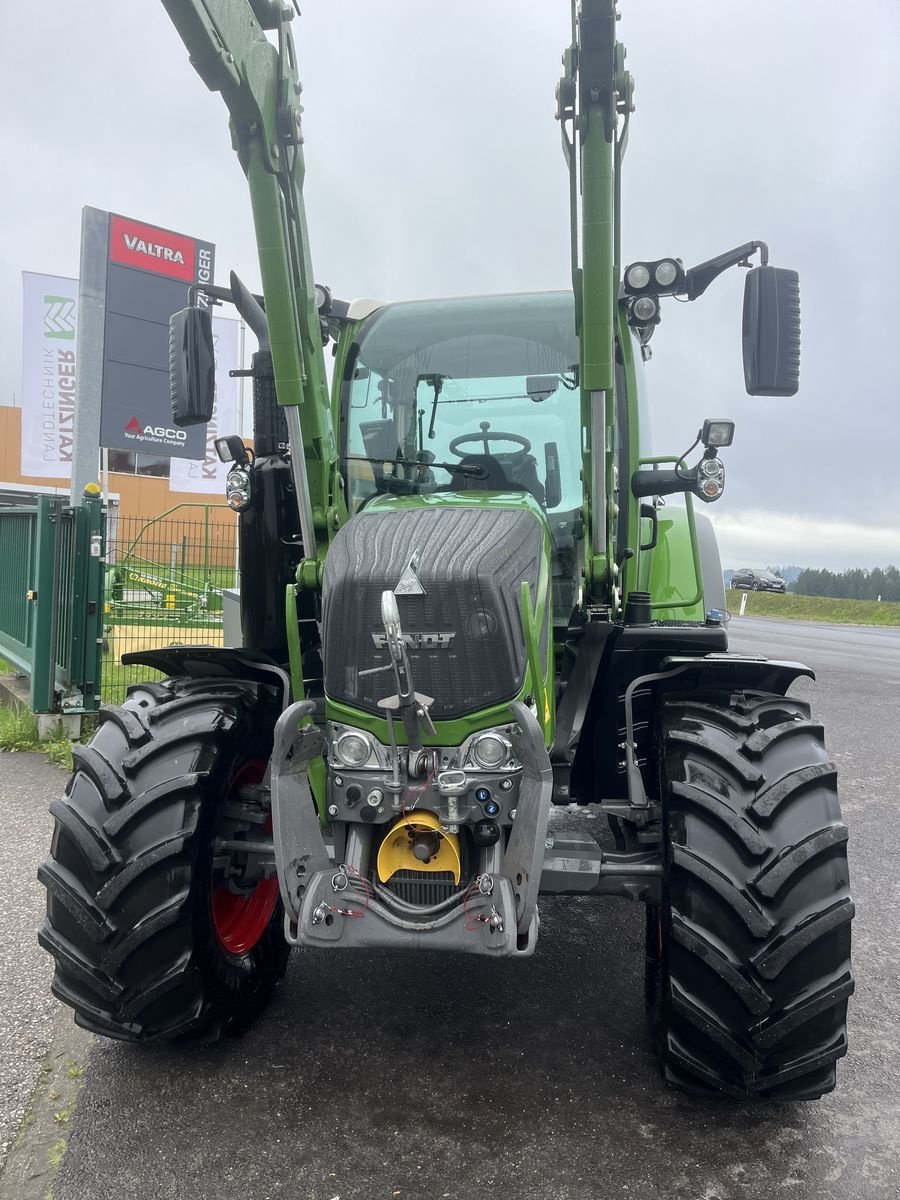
40 0 853 1100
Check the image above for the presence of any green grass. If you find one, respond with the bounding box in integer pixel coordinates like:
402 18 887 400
0 703 42 751
732 589 900 626
100 656 166 706
0 704 74 769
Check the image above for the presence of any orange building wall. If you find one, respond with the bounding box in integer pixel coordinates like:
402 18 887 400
0 405 235 528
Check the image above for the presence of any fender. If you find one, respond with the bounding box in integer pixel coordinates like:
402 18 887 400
645 506 727 621
120 647 291 710
619 653 816 810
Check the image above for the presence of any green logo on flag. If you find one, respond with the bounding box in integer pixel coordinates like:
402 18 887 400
43 295 76 340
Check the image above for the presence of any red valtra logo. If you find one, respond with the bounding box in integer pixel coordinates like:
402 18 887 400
109 215 196 282
125 417 143 433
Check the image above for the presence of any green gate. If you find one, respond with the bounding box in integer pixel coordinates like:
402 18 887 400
0 495 104 713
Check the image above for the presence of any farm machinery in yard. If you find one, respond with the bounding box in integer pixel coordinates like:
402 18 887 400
40 0 852 1100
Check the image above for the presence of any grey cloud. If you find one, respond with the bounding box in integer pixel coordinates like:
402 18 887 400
1 0 897 557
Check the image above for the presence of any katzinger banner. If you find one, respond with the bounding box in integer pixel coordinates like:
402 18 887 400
20 272 79 478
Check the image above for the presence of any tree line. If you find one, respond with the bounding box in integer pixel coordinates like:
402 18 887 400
777 566 900 602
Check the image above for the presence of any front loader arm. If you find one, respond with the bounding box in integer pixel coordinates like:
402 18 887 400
558 0 634 603
161 0 346 559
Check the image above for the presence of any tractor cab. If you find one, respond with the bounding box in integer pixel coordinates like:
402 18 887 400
340 290 583 620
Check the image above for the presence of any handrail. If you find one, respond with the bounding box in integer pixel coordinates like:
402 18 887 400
634 456 704 612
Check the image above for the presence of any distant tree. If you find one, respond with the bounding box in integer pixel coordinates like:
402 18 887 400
792 565 900 602
769 564 804 585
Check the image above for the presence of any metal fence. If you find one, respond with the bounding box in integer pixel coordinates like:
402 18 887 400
103 504 237 705
0 495 104 713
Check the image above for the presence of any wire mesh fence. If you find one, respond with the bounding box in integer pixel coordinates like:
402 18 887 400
103 504 238 705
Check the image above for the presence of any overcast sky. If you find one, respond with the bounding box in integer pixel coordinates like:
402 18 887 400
2 0 898 569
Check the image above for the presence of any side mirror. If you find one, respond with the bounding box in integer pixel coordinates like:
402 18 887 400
742 266 800 396
169 306 215 426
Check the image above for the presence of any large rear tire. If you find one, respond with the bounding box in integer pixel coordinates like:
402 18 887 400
647 688 853 1099
39 677 289 1043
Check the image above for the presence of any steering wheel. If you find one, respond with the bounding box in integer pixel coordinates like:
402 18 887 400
448 422 532 458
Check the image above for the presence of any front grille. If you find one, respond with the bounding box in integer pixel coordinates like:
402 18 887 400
385 870 458 906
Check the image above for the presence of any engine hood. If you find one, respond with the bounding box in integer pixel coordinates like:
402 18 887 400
321 493 552 723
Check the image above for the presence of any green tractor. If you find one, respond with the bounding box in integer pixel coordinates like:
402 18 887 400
40 0 852 1100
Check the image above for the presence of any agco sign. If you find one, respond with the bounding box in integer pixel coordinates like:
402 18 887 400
123 415 188 448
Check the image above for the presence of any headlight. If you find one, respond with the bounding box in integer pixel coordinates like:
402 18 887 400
226 467 252 511
698 456 723 479
334 731 373 768
625 263 651 290
632 295 659 323
470 732 509 770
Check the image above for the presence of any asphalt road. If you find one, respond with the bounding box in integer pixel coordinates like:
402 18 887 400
5 616 900 1200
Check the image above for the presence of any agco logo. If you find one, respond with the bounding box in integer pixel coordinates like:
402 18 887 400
124 416 187 443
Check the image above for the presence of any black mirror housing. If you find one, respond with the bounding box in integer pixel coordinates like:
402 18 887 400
742 265 800 396
169 306 215 426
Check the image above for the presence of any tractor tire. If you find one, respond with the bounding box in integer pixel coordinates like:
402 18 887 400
39 677 289 1043
647 688 853 1100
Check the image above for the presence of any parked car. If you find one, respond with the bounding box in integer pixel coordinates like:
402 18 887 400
730 568 786 592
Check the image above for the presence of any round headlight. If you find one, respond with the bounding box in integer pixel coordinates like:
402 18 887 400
654 260 679 288
471 733 508 770
633 295 659 323
227 488 250 511
334 731 372 768
699 457 723 478
625 263 651 290
227 468 249 490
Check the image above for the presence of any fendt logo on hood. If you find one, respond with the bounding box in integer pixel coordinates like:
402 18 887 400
371 631 455 650
124 416 187 447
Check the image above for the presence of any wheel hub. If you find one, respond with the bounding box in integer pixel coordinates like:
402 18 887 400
211 759 279 956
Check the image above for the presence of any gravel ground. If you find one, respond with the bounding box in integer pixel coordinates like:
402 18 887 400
0 753 60 1168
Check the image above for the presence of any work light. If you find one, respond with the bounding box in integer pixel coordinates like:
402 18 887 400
625 263 651 290
700 419 735 448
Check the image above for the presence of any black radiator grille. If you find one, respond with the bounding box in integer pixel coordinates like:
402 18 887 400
385 870 459 906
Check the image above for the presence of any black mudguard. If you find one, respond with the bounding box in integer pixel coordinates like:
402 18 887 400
120 646 291 709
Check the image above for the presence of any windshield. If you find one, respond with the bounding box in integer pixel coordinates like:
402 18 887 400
341 292 582 523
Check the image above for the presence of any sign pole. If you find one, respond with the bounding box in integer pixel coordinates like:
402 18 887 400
70 208 109 503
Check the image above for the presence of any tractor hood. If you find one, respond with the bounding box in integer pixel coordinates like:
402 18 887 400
321 493 552 724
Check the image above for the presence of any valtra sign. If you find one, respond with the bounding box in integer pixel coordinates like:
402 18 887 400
108 215 200 284
95 208 215 459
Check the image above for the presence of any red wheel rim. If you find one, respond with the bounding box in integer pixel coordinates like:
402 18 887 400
211 759 280 956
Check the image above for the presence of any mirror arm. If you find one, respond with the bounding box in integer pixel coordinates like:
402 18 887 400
682 239 769 301
631 467 695 500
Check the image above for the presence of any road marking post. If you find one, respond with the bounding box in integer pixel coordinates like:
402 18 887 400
739 592 748 617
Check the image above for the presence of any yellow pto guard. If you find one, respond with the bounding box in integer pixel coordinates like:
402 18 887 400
376 811 461 885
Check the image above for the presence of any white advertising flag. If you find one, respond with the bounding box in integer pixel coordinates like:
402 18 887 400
169 316 242 494
20 272 79 478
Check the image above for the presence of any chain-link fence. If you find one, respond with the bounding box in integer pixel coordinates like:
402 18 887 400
103 504 237 705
